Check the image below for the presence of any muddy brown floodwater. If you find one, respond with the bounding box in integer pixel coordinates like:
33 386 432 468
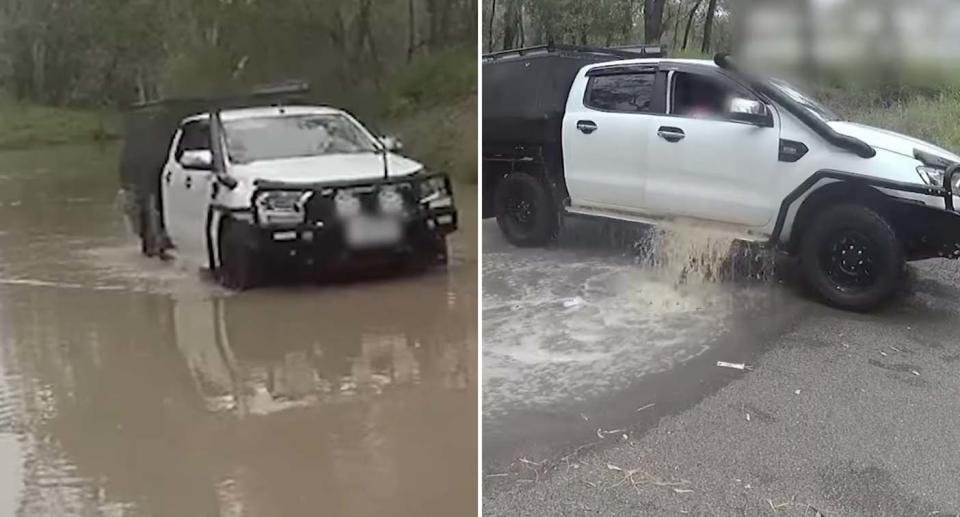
0 144 477 517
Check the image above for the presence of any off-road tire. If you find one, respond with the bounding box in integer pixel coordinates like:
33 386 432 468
138 194 161 257
405 238 448 274
494 172 558 247
218 222 261 291
430 237 449 267
799 204 904 311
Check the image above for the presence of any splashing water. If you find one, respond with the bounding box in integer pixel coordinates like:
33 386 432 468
635 226 776 286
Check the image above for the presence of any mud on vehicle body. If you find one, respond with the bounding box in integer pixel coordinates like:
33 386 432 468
482 46 960 311
119 84 458 290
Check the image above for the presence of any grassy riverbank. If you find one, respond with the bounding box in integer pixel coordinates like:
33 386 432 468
0 102 119 150
0 49 478 182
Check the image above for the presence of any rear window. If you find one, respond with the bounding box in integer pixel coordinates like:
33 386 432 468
585 73 656 113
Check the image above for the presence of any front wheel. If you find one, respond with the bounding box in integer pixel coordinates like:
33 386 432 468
799 204 904 311
493 172 558 247
218 222 261 290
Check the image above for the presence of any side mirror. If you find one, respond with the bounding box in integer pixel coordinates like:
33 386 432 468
179 149 213 170
728 98 773 127
379 136 403 152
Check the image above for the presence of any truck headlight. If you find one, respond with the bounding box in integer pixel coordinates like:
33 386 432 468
418 175 452 207
255 190 310 226
917 165 960 191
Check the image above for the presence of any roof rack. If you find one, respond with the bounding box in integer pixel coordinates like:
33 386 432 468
127 80 311 111
482 44 666 62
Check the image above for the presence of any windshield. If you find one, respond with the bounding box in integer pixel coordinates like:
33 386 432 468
768 79 840 122
224 114 378 163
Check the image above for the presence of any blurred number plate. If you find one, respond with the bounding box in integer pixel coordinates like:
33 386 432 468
345 217 402 248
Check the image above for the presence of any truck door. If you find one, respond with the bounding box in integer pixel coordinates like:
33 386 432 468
562 66 662 212
643 69 781 229
162 120 215 265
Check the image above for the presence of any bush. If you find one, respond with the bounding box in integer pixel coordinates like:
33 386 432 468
383 48 478 115
385 96 477 183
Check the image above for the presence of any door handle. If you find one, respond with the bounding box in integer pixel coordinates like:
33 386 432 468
577 120 598 134
185 176 193 189
657 126 685 142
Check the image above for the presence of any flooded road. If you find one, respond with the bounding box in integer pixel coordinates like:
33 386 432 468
0 144 477 516
482 218 810 475
483 217 960 516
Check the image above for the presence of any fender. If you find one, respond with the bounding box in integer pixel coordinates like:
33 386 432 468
771 169 951 247
207 205 253 270
206 207 215 269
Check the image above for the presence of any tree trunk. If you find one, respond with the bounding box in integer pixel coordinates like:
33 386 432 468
407 0 416 62
518 2 524 47
643 0 666 44
501 0 519 50
798 0 816 79
31 38 45 100
672 2 683 50
487 0 496 52
682 0 703 50
426 0 442 48
700 0 718 54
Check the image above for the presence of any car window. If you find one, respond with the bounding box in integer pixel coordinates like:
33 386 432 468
223 114 378 164
671 72 758 121
175 120 210 159
585 72 656 113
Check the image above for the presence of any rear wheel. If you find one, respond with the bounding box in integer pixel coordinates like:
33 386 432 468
799 204 904 311
494 172 558 247
218 222 261 290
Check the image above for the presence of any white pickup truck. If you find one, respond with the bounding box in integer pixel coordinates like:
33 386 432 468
483 46 960 311
121 94 457 290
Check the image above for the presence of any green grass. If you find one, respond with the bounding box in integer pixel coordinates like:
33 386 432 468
838 90 960 154
0 102 119 150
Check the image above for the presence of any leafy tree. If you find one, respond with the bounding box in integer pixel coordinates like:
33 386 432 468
0 0 476 109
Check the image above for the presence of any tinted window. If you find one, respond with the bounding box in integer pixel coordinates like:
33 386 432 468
175 120 210 159
585 73 655 113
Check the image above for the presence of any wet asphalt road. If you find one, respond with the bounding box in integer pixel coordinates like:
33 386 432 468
482 218 960 516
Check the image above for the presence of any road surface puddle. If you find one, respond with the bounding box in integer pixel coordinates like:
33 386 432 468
483 245 771 418
0 144 476 516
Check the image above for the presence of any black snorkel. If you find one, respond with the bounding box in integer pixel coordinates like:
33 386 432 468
210 109 238 190
380 138 390 180
714 53 876 159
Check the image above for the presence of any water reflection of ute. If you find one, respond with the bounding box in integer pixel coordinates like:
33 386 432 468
118 83 458 290
0 284 473 515
173 288 466 416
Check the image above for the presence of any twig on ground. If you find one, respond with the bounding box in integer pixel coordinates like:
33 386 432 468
604 463 692 495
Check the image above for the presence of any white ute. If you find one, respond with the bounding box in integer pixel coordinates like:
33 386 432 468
482 46 960 311
121 101 457 290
